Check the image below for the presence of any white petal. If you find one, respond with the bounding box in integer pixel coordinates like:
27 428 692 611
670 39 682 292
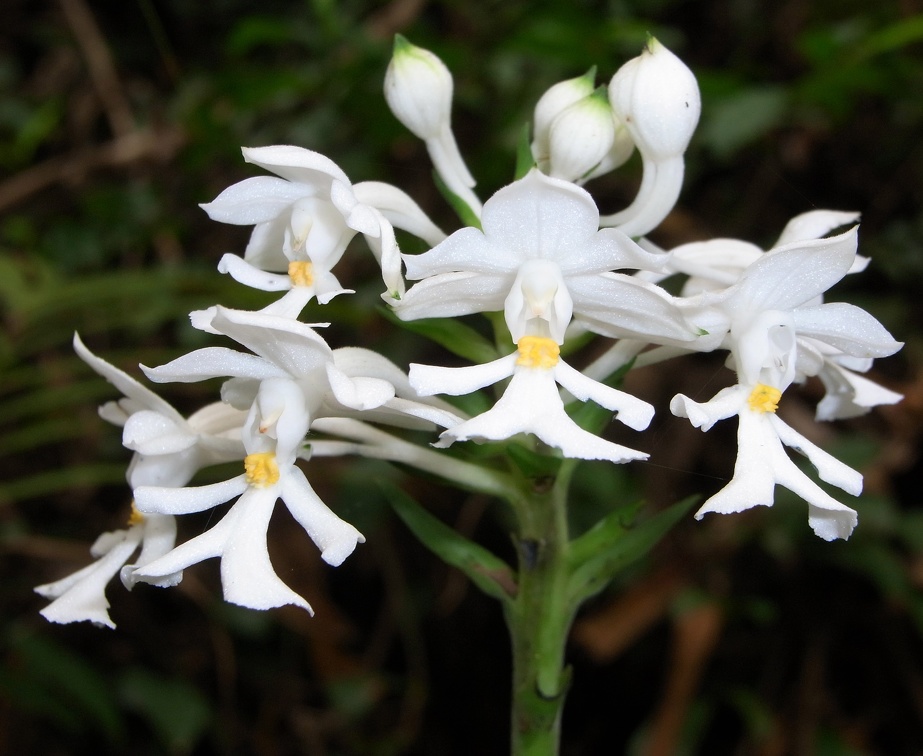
134 474 248 515
559 228 669 276
127 451 200 489
218 487 313 611
409 354 517 397
353 180 447 246
142 348 286 383
403 227 507 278
242 144 351 188
218 254 292 291
440 368 647 463
334 347 412 389
259 287 323 320
769 414 863 496
74 334 183 424
37 527 142 628
374 396 465 428
187 401 249 436
793 302 902 358
221 377 260 410
134 502 241 581
694 411 779 518
728 228 858 312
365 210 404 297
281 466 364 567
244 219 289 270
767 449 859 541
670 386 743 431
200 176 309 225
123 411 196 455
209 307 333 379
325 363 395 410
122 514 181 589
775 210 860 246
480 170 599 264
569 273 698 343
329 179 379 237
394 271 510 320
816 362 903 421
553 360 654 430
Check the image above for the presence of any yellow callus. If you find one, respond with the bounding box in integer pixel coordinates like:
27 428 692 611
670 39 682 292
748 383 782 414
244 452 281 487
288 261 314 287
516 336 560 369
128 501 145 526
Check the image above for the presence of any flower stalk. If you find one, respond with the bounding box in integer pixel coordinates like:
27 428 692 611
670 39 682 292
506 462 578 756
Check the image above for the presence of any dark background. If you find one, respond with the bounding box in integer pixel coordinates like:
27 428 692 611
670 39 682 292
2 1 922 754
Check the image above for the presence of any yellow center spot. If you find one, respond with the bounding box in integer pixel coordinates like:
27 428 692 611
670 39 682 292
516 336 560 369
244 452 280 487
288 261 314 287
748 383 782 414
128 501 145 526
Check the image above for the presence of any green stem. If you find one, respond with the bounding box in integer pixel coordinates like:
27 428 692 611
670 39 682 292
506 463 578 756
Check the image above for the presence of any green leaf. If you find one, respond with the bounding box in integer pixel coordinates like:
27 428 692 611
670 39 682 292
567 499 644 568
514 122 535 180
567 496 697 604
700 85 790 159
506 442 562 480
119 668 211 755
2 629 125 743
384 482 517 602
378 306 499 364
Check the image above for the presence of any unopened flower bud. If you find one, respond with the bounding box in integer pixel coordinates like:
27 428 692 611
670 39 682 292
384 35 454 141
547 87 616 182
532 67 596 166
608 37 700 161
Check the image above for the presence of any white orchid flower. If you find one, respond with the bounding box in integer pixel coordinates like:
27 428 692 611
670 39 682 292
672 228 902 539
199 145 439 314
395 169 696 347
410 336 653 464
148 307 461 430
36 336 248 627
143 307 394 416
133 378 363 613
657 216 894 416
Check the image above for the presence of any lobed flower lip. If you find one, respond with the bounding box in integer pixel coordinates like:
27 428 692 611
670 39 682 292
409 345 654 464
132 458 365 613
671 386 862 541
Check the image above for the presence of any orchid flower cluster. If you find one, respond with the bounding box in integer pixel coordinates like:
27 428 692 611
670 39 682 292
38 35 902 631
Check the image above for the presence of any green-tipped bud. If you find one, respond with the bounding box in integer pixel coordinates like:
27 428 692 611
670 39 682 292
608 37 701 161
531 67 597 168
384 35 454 140
547 86 615 182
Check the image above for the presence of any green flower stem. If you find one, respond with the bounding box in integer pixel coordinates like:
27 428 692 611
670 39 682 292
506 461 579 756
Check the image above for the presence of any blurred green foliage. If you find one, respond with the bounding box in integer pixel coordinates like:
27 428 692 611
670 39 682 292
2 0 922 754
